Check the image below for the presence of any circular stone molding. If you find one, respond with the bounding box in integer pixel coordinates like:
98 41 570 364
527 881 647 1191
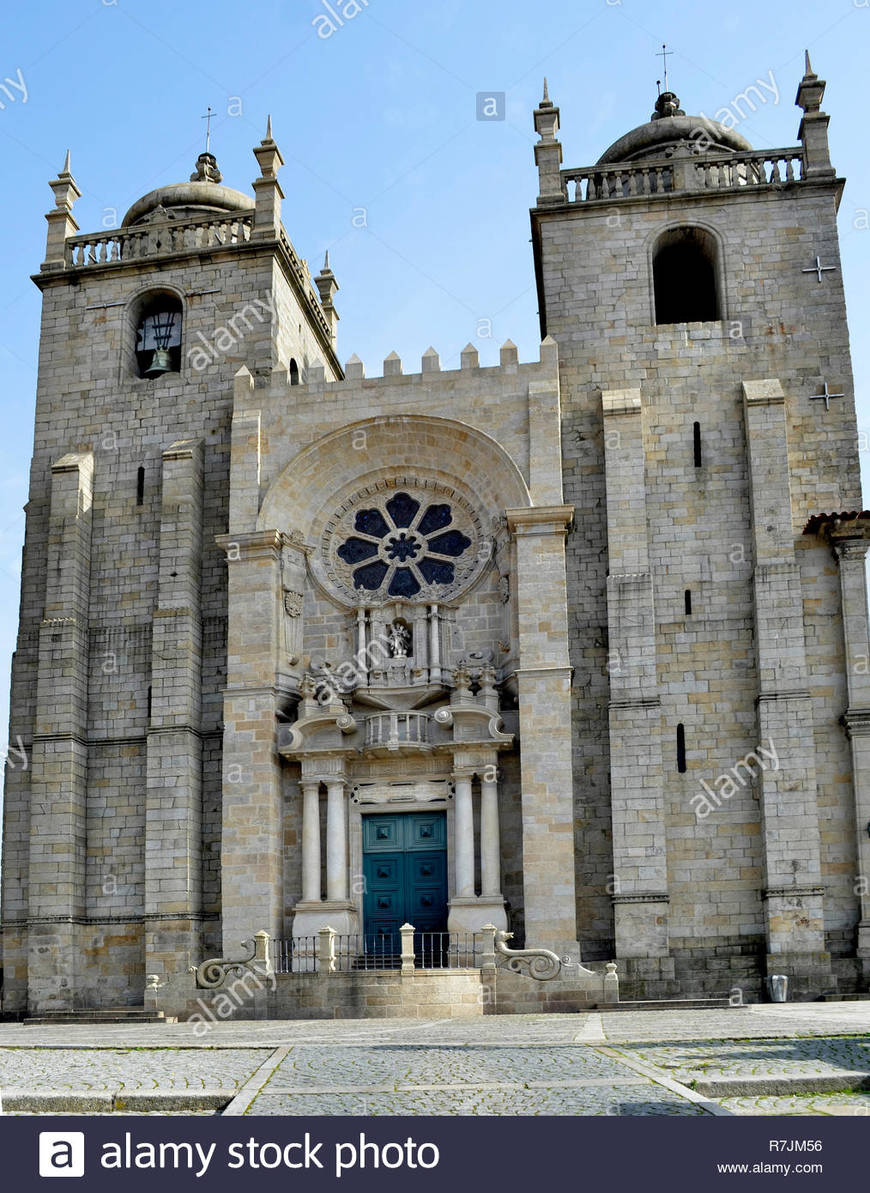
317 477 489 607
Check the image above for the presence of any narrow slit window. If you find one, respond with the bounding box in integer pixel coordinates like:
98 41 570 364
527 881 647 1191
147 686 153 719
677 723 687 773
136 466 145 506
693 422 702 468
289 358 300 385
684 588 692 616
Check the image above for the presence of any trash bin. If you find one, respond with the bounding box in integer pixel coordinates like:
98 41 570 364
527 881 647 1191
768 974 788 1002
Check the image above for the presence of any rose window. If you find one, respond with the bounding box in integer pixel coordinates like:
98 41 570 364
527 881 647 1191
337 491 472 599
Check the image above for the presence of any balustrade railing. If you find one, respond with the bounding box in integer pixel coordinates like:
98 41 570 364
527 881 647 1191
561 147 805 205
364 710 430 749
64 212 254 269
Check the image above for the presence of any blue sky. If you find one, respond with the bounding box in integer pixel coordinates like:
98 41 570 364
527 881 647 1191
0 0 868 758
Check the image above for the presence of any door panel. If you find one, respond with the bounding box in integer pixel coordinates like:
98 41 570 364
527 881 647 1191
362 812 448 951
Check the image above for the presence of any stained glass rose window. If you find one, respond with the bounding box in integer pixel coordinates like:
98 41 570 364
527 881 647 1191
337 491 472 599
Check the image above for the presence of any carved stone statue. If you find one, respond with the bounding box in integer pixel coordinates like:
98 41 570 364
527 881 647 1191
388 621 410 658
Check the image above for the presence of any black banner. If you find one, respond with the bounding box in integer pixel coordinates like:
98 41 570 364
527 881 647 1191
6 1115 862 1190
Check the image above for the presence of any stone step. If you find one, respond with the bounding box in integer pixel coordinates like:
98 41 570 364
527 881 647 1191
23 1008 172 1025
589 997 735 1012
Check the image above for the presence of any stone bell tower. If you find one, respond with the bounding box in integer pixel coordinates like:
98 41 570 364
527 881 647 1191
532 57 869 997
1 121 342 1013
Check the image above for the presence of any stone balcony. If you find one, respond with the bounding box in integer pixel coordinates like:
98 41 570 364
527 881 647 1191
363 710 431 755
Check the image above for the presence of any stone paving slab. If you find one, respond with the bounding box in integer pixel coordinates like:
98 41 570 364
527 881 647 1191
269 1044 632 1089
247 1085 704 1116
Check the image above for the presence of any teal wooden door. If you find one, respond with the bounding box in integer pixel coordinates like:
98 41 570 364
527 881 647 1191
362 812 447 955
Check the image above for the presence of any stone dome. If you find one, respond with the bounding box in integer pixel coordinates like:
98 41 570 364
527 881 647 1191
596 90 753 165
122 152 254 227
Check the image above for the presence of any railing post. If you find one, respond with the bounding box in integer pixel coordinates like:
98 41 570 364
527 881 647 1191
253 929 271 967
318 925 336 974
479 923 498 974
400 923 416 973
604 961 619 1005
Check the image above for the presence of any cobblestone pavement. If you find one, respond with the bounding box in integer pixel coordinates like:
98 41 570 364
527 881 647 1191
0 1047 271 1092
613 1037 870 1085
0 1003 866 1115
249 1085 704 1116
0 1001 866 1048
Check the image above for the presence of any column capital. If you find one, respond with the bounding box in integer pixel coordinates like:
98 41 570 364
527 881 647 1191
300 757 347 784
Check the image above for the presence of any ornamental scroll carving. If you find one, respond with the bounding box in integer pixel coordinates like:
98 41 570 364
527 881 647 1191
188 931 273 989
495 929 561 981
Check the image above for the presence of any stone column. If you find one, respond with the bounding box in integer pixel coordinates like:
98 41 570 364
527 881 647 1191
301 780 322 904
145 439 204 981
326 779 348 902
428 604 441 683
601 388 670 964
506 504 578 958
453 771 475 898
824 528 870 974
356 608 368 677
216 530 285 954
27 452 93 1011
743 379 829 994
480 772 501 898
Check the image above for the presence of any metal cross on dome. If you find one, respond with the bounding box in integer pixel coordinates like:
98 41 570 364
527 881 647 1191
201 106 215 154
810 381 845 411
657 43 673 92
802 255 836 283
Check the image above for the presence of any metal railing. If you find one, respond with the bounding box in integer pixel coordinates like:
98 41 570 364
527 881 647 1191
271 935 318 973
271 929 487 973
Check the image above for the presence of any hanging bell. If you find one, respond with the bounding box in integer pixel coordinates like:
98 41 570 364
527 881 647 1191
144 347 173 377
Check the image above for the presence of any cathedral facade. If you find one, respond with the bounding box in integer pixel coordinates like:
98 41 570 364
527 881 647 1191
3 57 870 1016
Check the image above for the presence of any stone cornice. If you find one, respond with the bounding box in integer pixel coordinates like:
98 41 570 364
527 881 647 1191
601 387 641 416
611 892 670 905
742 377 785 406
506 504 574 534
762 886 824 900
215 528 284 559
841 708 870 738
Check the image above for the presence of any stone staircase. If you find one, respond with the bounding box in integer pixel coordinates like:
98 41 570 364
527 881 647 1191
23 1007 175 1026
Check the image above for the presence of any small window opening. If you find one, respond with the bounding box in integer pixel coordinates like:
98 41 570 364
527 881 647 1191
136 294 182 378
676 723 687 773
693 421 702 468
684 589 692 616
147 686 153 719
653 227 720 324
136 466 145 506
289 358 300 385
